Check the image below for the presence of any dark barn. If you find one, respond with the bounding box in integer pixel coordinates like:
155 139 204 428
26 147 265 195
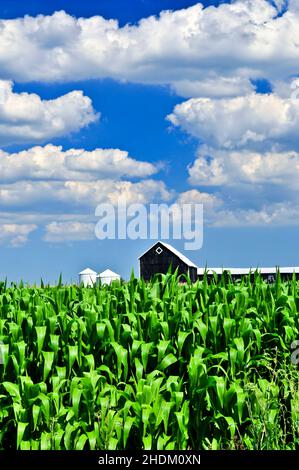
139 241 198 282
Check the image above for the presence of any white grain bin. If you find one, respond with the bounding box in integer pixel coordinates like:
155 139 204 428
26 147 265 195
79 268 97 287
98 269 121 285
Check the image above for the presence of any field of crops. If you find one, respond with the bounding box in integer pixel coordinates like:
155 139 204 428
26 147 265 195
0 272 299 450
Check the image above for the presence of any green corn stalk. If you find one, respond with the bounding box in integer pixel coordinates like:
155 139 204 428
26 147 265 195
0 273 299 450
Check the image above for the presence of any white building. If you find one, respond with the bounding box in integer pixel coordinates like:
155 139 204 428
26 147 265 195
79 268 97 287
98 269 121 285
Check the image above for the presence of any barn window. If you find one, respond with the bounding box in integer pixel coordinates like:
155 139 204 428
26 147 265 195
156 247 163 255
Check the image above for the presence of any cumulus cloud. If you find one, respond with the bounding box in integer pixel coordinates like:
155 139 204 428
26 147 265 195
171 77 254 99
44 221 95 242
0 143 169 245
0 80 98 145
209 203 299 228
63 179 172 207
0 210 98 244
2 0 299 239
188 147 299 188
176 189 223 209
184 145 299 227
0 1 297 96
0 176 172 244
175 189 299 227
0 223 37 246
0 179 171 210
0 144 157 182
167 92 299 150
0 140 170 245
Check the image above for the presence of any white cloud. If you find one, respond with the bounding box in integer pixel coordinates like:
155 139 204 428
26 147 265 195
171 77 254 99
209 203 299 228
0 179 172 210
0 143 168 245
188 147 299 188
188 150 227 186
44 221 95 242
0 223 37 246
185 146 299 226
63 179 172 207
0 144 157 182
2 0 299 238
0 1 297 96
167 92 299 150
41 194 299 234
0 80 98 145
0 177 172 245
175 189 299 227
176 189 223 209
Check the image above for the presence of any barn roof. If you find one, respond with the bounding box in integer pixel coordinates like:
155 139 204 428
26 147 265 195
276 267 299 274
139 241 198 268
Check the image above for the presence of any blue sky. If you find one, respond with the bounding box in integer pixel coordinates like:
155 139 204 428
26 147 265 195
0 1 225 23
0 0 298 283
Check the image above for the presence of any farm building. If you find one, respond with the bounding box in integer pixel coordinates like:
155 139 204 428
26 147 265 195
197 267 299 282
139 241 198 282
98 269 121 285
79 268 97 287
79 268 120 286
139 241 299 282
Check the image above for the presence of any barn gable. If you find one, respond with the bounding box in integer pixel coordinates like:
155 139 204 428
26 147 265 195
139 241 198 282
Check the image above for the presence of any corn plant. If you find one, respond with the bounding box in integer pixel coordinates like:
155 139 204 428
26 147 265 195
0 271 299 450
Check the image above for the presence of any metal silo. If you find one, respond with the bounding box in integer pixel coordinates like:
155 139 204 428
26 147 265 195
79 268 97 287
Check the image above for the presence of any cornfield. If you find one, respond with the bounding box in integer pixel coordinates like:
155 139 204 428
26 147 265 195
1 271 299 450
